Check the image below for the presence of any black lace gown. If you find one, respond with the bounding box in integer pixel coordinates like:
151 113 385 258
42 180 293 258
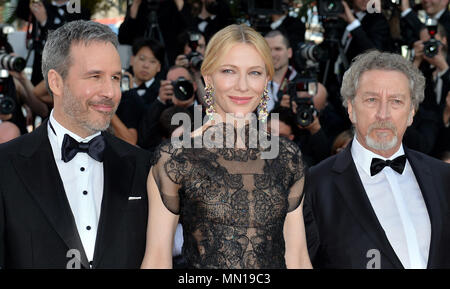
151 123 306 269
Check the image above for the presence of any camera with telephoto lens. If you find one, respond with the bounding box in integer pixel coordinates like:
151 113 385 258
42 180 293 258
318 0 344 18
0 70 16 115
185 32 203 71
423 18 441 58
287 80 318 127
171 77 194 101
297 42 329 62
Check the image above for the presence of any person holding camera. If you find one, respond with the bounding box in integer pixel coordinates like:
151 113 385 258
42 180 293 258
174 30 207 105
265 30 332 166
15 0 90 85
400 0 449 46
0 34 49 137
402 25 449 155
138 65 198 152
269 0 306 50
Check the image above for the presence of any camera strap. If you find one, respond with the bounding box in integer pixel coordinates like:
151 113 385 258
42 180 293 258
279 66 294 94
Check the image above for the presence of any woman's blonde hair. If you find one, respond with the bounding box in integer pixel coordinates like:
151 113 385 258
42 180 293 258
201 24 274 79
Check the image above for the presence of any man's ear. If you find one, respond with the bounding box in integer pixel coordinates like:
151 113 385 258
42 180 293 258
288 47 293 59
347 100 355 124
407 107 415 126
47 69 64 98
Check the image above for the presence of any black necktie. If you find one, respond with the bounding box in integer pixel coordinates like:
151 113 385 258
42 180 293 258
61 134 106 163
370 155 407 176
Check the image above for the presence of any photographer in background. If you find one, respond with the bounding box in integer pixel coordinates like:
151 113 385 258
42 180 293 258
15 0 90 85
138 65 198 152
191 0 233 42
406 25 449 156
269 0 306 50
0 27 48 138
113 37 165 145
174 30 207 105
118 0 194 65
400 0 449 46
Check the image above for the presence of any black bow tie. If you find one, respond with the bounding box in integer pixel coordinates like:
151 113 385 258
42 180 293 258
61 134 106 163
370 155 406 176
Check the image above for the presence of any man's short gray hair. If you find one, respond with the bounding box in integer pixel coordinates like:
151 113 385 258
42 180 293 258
41 20 119 97
340 50 425 110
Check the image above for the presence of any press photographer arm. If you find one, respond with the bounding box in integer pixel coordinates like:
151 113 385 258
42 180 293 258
10 70 48 118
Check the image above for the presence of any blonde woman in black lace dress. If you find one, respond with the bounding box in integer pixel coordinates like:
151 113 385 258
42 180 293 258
141 24 312 269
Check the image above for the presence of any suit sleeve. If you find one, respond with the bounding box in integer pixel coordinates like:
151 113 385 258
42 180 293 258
0 180 5 269
350 15 391 53
400 10 424 45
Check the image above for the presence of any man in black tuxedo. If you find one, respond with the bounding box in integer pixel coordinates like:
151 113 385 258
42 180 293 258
303 51 450 269
0 20 151 269
15 0 91 85
400 0 450 48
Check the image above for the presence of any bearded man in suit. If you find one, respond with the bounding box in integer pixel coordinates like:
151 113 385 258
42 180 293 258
0 20 150 269
303 50 450 269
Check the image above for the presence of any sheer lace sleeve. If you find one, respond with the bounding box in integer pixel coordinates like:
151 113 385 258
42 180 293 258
150 140 187 215
280 137 306 212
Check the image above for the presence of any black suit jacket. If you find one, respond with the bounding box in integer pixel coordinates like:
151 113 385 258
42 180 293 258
0 121 151 268
303 142 450 268
345 13 392 63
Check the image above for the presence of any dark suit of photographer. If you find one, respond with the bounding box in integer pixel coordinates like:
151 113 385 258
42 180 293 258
15 0 90 85
118 0 194 65
406 26 450 156
400 0 450 48
138 66 197 152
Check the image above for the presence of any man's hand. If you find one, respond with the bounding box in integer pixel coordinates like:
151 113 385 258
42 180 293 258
130 0 142 19
280 94 291 108
175 54 190 69
443 91 450 126
30 1 47 26
298 114 321 135
423 47 449 72
0 113 13 121
412 40 424 67
340 1 356 24
158 80 174 104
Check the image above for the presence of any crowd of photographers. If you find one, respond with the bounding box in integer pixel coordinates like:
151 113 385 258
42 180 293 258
0 0 449 168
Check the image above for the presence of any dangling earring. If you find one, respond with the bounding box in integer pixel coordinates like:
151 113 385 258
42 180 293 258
258 87 269 123
204 84 216 120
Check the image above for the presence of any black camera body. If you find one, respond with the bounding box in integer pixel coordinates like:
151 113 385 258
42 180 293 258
287 81 318 127
185 32 203 71
423 20 440 58
423 39 440 58
319 0 344 18
171 77 194 101
0 72 16 115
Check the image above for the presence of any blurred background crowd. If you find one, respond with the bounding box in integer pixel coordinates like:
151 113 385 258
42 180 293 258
0 0 448 167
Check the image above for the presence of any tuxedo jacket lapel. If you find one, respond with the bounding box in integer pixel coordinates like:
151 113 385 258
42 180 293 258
405 148 444 269
332 144 404 268
11 122 90 269
92 133 136 268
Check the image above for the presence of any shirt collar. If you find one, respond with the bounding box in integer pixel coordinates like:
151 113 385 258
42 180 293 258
48 109 101 151
351 136 405 177
135 77 155 90
52 1 68 8
271 15 287 30
433 9 446 20
355 11 366 21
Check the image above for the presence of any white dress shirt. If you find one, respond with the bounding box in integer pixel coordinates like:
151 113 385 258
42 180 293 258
351 137 431 269
135 77 155 97
47 110 104 265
